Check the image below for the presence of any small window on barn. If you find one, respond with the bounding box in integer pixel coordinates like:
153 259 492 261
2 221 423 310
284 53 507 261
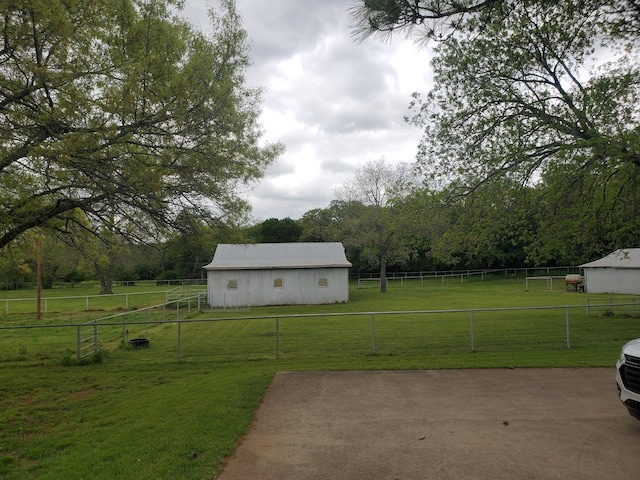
273 278 283 288
318 277 328 288
227 280 238 290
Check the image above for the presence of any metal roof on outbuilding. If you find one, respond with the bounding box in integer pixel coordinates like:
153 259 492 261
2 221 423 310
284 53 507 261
580 249 640 269
203 242 352 270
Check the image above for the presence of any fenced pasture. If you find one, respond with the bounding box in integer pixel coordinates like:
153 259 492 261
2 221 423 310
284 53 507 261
2 278 640 480
1 278 639 366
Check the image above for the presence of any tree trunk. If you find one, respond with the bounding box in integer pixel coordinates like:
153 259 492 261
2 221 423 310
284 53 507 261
94 252 116 295
379 257 387 293
97 273 114 295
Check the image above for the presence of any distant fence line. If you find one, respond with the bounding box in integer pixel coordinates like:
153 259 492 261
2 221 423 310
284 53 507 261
358 270 491 287
352 266 579 282
1 286 207 315
357 268 580 288
1 298 638 365
5 268 578 292
2 278 207 291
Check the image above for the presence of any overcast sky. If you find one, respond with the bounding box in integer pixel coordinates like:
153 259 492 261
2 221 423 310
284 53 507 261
182 0 433 222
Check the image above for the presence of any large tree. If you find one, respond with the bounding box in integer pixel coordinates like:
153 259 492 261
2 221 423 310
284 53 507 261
354 1 640 263
258 217 302 243
353 1 640 190
0 0 282 249
335 158 418 292
409 2 639 190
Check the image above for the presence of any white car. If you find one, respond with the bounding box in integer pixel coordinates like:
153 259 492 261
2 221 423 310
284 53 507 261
616 338 640 420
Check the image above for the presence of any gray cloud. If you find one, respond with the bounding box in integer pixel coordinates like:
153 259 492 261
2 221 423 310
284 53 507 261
182 0 433 221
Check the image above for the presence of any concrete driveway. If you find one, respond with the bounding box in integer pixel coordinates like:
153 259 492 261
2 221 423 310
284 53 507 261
217 369 640 479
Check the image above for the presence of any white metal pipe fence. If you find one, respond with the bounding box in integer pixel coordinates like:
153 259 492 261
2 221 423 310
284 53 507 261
2 299 639 365
2 290 170 315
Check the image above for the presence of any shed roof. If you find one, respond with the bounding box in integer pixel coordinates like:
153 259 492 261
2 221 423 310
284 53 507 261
203 242 352 270
580 249 640 269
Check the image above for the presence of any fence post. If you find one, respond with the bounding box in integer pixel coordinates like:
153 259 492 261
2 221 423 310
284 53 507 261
86 296 89 311
371 313 377 355
565 307 571 349
177 321 182 362
470 310 475 352
76 325 81 364
275 317 280 359
93 321 98 354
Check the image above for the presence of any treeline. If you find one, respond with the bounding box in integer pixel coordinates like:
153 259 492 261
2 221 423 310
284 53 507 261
3 167 635 292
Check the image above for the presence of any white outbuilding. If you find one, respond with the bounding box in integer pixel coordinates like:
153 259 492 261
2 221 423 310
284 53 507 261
579 249 640 295
203 242 352 307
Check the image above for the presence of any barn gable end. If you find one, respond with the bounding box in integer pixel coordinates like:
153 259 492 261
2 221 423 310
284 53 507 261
203 243 352 307
579 249 640 295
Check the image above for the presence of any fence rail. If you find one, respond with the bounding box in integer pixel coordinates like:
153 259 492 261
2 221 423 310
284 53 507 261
357 269 583 288
1 290 171 315
352 266 579 281
358 271 490 287
1 299 638 366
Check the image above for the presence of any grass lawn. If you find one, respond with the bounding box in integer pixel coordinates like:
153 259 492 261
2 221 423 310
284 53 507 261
1 276 639 479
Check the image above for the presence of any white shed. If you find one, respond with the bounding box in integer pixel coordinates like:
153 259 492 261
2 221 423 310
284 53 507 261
203 242 352 307
580 249 640 295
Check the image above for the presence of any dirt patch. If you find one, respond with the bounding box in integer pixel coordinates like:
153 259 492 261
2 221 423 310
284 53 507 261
69 388 98 400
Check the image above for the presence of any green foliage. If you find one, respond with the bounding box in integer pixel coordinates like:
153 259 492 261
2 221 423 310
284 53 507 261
524 161 640 265
412 1 639 189
348 1 640 270
0 0 282 250
352 1 640 43
299 206 342 242
257 217 302 243
334 159 419 292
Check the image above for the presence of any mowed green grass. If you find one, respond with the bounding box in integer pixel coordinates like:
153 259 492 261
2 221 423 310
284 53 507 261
1 276 639 479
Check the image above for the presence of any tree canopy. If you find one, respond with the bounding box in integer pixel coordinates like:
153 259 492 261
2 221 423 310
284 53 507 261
351 0 640 43
0 0 282 249
334 158 418 292
352 0 640 262
258 217 302 243
409 1 639 191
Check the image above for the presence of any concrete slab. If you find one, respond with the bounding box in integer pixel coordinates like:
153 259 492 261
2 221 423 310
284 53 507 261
217 369 640 480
